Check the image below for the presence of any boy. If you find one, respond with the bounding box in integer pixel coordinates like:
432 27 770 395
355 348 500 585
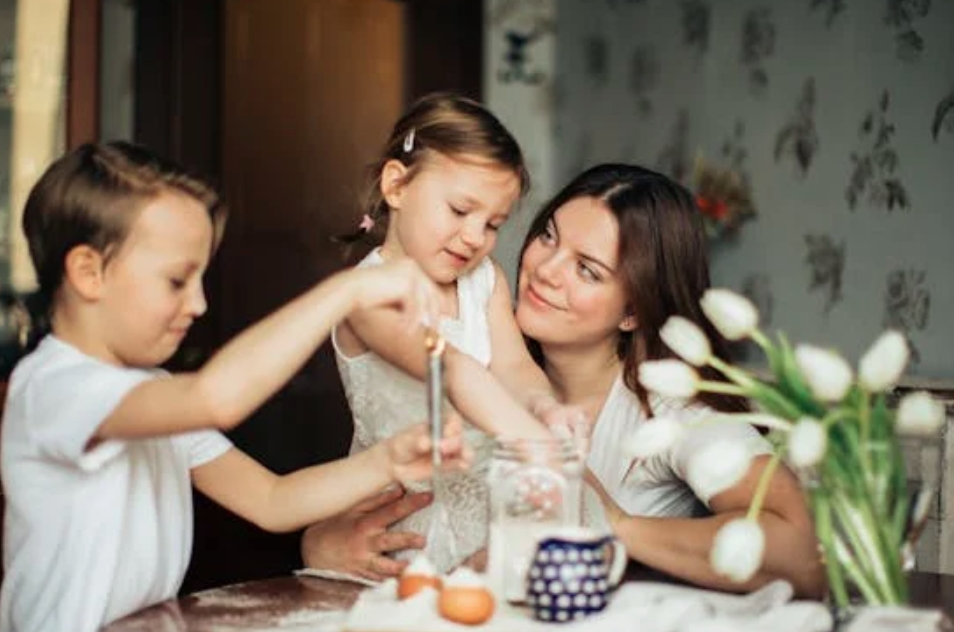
0 142 466 631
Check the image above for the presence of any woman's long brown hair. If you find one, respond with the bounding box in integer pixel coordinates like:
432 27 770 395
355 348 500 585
519 163 747 415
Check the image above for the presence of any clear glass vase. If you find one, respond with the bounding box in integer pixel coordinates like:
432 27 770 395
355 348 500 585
802 429 942 612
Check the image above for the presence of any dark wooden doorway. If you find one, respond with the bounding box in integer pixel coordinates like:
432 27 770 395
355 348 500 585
133 0 482 593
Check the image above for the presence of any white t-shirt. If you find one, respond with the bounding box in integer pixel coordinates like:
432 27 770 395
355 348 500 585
586 373 772 519
0 336 231 632
333 248 496 571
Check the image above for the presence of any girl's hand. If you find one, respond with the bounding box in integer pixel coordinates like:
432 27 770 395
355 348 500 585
530 395 591 452
351 257 441 332
386 413 473 485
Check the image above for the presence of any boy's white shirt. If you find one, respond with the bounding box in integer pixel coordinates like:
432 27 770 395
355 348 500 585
0 335 231 632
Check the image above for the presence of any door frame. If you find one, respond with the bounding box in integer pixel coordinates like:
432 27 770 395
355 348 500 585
67 0 102 147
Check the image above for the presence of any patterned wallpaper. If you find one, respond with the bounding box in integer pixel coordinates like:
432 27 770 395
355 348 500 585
485 0 559 287
490 0 954 380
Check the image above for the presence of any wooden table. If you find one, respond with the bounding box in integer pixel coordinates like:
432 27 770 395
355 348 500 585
104 568 954 631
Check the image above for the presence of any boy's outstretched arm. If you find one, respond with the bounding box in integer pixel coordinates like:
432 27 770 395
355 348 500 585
191 416 470 533
345 312 550 439
96 258 439 440
342 263 552 439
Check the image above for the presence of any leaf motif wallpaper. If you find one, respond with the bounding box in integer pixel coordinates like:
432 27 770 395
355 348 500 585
489 0 954 379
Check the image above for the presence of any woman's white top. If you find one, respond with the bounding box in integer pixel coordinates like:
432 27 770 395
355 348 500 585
586 372 773 519
333 248 497 571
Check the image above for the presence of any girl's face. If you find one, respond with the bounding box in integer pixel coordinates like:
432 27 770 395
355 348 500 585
381 152 521 285
96 192 213 368
516 196 634 349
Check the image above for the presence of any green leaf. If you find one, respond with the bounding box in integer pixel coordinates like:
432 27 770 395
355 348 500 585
772 333 826 417
869 394 893 442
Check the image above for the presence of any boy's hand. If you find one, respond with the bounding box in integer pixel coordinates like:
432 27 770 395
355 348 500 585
387 413 472 485
352 257 441 331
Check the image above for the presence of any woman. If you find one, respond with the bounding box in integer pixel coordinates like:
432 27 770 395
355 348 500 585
303 163 824 596
514 163 823 596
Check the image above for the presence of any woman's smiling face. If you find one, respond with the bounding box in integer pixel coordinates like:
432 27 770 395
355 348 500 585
515 196 634 349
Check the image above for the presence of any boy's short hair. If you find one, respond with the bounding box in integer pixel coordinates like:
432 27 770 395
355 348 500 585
22 141 227 301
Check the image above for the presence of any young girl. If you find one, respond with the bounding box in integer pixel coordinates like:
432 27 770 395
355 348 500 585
333 93 573 572
0 141 468 632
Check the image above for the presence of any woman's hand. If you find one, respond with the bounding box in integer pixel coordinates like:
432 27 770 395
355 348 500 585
301 487 433 581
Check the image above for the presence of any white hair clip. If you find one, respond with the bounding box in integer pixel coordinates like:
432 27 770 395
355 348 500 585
403 128 416 153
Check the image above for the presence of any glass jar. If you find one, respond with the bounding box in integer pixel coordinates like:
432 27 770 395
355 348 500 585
486 436 584 603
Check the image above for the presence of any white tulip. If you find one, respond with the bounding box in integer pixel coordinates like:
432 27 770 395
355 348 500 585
787 417 827 468
638 360 700 399
896 391 946 436
700 289 759 341
710 518 765 583
661 316 712 366
625 417 685 459
794 345 854 402
686 440 754 501
859 330 909 392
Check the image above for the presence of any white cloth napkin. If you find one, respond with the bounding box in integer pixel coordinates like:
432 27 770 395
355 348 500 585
842 605 953 632
342 577 834 632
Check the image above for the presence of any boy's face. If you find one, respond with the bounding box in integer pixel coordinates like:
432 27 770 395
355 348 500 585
97 192 214 368
381 152 521 285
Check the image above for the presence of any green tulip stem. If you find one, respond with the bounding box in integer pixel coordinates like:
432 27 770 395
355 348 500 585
708 356 756 389
811 491 850 608
707 356 803 419
822 409 854 428
746 451 781 521
830 491 904 603
707 412 793 432
833 537 886 604
697 379 748 396
858 393 874 485
750 328 772 353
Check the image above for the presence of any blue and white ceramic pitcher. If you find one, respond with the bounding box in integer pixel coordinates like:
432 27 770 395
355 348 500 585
525 527 627 623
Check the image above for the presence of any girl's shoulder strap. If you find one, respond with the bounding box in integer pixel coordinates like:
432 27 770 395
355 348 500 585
356 247 385 270
464 256 496 301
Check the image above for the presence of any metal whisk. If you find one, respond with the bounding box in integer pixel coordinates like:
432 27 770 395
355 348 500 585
423 328 458 571
424 329 446 469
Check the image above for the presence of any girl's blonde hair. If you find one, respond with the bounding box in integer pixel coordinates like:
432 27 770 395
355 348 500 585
341 92 529 244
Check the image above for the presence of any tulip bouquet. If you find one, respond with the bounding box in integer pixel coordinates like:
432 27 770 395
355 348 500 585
631 289 946 608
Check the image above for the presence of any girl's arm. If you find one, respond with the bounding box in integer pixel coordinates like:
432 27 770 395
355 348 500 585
343 265 550 439
483 264 565 418
596 456 825 598
96 259 437 439
192 418 468 533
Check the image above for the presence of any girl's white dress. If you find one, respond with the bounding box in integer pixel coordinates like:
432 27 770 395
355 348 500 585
333 248 497 571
